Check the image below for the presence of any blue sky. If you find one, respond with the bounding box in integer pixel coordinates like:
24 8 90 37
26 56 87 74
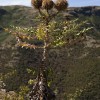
0 0 100 7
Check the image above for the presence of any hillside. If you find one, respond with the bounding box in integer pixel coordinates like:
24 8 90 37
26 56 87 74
0 6 100 100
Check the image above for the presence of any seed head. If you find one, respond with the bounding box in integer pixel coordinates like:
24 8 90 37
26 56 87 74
31 0 42 9
54 0 68 11
42 0 54 10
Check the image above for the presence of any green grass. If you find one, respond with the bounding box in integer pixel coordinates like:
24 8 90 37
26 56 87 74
0 32 10 42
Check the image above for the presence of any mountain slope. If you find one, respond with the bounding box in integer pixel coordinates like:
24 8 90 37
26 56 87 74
0 6 100 100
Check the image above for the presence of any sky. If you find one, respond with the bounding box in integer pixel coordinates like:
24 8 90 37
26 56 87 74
0 0 100 7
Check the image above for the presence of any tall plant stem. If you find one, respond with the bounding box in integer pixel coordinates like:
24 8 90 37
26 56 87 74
29 10 55 100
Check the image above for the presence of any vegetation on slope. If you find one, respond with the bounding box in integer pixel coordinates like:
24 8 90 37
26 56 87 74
0 6 100 100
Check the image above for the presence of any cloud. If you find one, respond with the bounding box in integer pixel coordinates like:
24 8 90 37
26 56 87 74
0 0 100 7
0 0 31 6
0 0 55 6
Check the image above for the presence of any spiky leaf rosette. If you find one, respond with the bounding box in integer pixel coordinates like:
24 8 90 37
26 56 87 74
31 0 42 9
54 0 68 11
42 0 54 10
